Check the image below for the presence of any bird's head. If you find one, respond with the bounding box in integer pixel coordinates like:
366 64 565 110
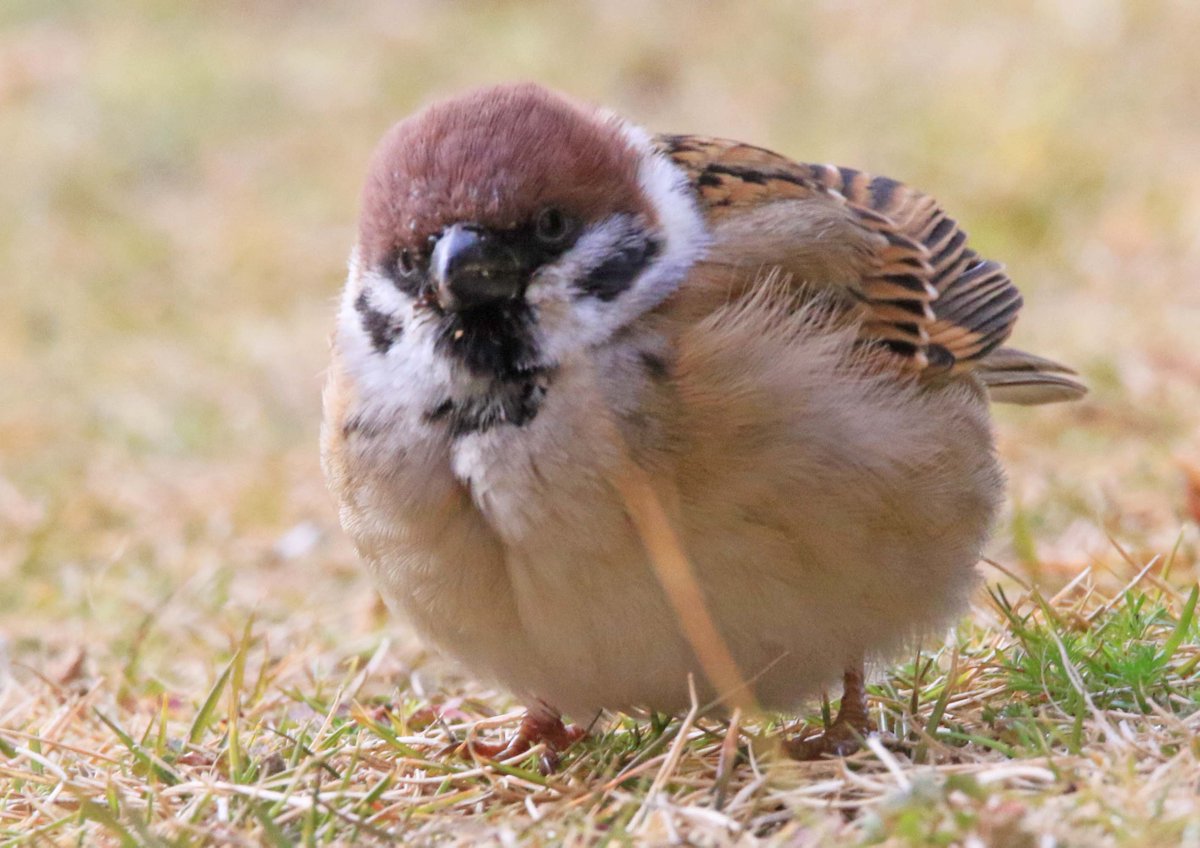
342 84 705 398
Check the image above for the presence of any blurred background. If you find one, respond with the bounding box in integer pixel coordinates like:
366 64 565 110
2 1 1198 690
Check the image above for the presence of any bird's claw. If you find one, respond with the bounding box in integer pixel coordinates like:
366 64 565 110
457 708 585 773
784 721 868 760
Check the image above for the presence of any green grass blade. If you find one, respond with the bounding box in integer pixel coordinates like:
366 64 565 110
94 711 180 786
188 653 237 745
1159 583 1198 664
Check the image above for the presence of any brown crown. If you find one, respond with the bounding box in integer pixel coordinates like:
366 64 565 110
358 83 651 270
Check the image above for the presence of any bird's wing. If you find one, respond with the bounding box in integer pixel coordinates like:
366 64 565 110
656 134 1054 386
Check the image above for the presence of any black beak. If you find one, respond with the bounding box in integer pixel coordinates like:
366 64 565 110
431 223 527 312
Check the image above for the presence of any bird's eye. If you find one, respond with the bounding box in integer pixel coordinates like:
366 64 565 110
398 248 415 275
534 207 573 245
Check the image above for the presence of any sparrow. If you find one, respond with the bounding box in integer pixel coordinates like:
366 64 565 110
321 83 1085 760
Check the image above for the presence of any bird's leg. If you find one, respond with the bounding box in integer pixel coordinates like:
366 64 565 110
785 662 870 760
460 700 585 771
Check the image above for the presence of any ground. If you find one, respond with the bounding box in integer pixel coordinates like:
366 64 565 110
2 2 1199 845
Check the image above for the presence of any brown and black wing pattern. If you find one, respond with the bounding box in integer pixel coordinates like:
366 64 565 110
655 134 1023 375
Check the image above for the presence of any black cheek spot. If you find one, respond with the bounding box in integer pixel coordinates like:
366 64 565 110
355 290 402 354
576 238 660 302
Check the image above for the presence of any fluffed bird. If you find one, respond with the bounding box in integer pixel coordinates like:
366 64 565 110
321 83 1085 760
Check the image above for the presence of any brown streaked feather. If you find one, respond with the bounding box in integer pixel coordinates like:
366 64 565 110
655 134 1024 376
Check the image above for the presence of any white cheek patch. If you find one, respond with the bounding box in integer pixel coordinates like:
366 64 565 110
621 121 711 287
527 121 710 362
336 258 454 427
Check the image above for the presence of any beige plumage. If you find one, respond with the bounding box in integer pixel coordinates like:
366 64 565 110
321 83 1084 759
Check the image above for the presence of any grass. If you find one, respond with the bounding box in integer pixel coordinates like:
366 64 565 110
3 567 1198 845
2 1 1199 844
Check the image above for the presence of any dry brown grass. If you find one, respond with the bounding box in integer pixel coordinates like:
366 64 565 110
2 2 1199 844
2 573 1197 845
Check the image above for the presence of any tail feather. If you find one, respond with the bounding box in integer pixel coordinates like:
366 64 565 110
977 346 1087 405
